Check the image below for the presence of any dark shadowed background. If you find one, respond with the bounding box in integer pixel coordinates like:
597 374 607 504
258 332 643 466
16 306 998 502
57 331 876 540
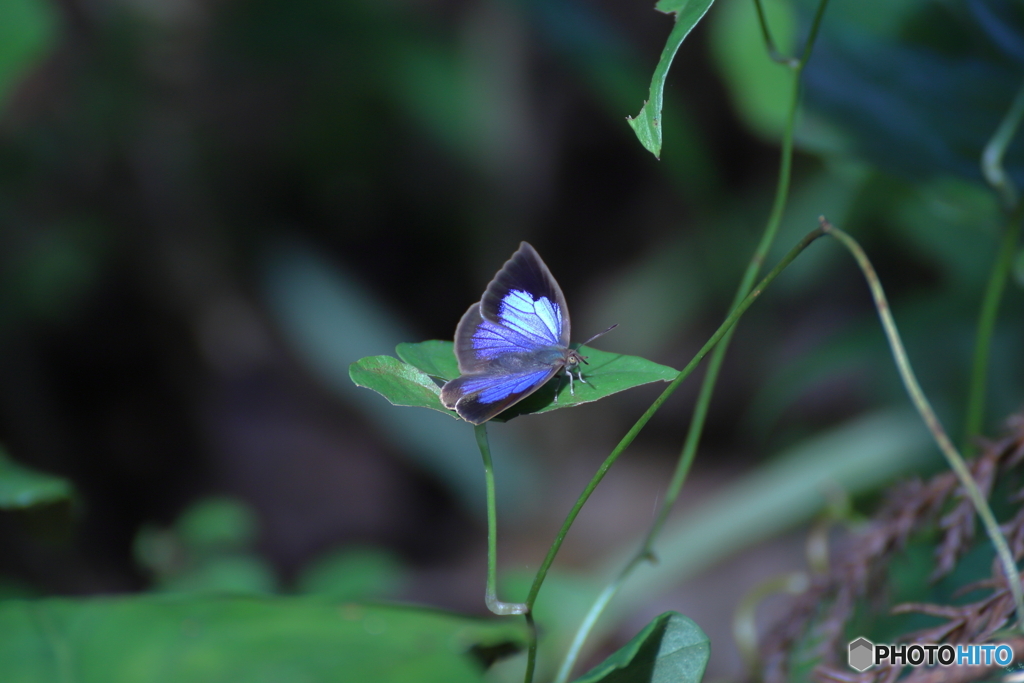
1 0 1023 678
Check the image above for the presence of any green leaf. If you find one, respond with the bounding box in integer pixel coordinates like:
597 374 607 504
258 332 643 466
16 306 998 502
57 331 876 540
0 450 73 510
0 596 526 683
348 354 454 417
628 0 716 158
572 612 709 683
351 341 678 423
396 340 460 379
499 344 678 420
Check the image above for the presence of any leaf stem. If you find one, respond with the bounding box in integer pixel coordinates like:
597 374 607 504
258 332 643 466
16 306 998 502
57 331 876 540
982 79 1024 211
475 423 528 616
963 77 1024 453
751 0 829 68
962 205 1024 454
751 0 799 67
820 219 1024 631
552 0 831 677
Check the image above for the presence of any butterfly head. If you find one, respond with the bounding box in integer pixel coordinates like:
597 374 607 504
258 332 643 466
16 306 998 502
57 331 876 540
566 348 588 368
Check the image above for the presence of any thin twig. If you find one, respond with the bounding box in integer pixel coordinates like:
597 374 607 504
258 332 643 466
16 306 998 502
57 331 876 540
820 219 1024 632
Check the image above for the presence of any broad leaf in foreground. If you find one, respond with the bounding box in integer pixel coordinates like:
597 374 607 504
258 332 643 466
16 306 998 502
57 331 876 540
0 596 526 683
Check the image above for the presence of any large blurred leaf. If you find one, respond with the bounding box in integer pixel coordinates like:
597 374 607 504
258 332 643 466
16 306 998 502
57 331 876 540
708 0 796 140
0 450 72 510
801 3 1024 183
628 0 716 158
0 0 57 110
572 612 709 683
351 341 678 423
0 596 526 683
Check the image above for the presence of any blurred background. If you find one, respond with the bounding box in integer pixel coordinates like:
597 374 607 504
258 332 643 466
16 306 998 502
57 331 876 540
1 0 1023 678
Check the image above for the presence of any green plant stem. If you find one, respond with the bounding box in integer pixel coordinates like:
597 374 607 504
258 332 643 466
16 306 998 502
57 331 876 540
963 77 1024 453
751 0 798 67
733 572 810 674
475 423 528 616
821 220 1024 631
752 0 829 68
962 206 1024 454
552 1 831 678
982 80 1024 211
521 227 828 683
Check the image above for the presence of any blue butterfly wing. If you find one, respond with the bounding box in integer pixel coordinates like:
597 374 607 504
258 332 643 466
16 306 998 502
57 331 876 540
480 242 570 348
441 242 572 424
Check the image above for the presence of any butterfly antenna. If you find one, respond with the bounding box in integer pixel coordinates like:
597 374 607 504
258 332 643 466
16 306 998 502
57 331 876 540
573 323 618 366
580 323 618 347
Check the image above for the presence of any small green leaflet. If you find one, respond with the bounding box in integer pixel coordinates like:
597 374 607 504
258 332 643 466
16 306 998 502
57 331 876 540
572 612 710 683
628 0 717 158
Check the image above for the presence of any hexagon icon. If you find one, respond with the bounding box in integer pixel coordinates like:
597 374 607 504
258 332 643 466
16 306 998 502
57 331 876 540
849 637 874 672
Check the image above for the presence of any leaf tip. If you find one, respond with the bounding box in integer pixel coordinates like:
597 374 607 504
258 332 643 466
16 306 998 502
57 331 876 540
626 102 663 159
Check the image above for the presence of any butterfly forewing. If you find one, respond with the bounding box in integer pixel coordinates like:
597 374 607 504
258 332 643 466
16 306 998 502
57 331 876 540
480 242 570 346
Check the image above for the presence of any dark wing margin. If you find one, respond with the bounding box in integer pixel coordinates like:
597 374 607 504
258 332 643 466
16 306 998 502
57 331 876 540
480 242 570 345
451 302 488 375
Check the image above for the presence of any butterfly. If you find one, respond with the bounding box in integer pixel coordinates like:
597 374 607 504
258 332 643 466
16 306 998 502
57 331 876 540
440 242 615 425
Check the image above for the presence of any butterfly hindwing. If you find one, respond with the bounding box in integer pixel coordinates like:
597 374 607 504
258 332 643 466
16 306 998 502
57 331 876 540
440 366 561 424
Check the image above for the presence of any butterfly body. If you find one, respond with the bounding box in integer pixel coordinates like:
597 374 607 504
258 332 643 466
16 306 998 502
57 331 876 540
440 242 590 425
